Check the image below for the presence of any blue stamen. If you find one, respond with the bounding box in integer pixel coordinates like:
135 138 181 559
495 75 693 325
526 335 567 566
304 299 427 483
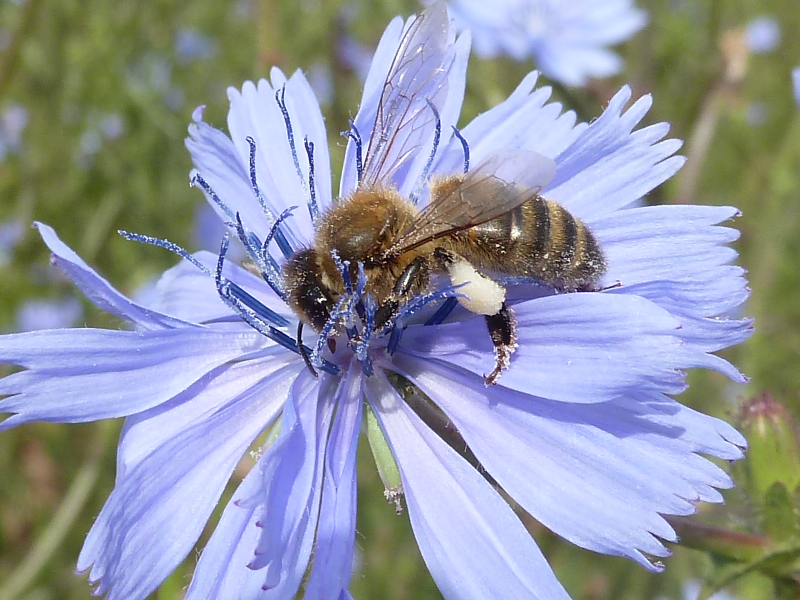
227 282 290 328
391 285 465 330
263 206 297 254
311 294 350 367
410 99 442 203
331 249 353 295
387 288 465 355
347 262 368 322
275 85 311 203
215 237 338 375
452 126 470 174
191 174 235 222
354 262 367 297
233 213 286 301
304 137 318 223
425 295 458 326
386 325 404 356
342 119 363 184
356 294 377 375
244 136 294 259
118 230 211 275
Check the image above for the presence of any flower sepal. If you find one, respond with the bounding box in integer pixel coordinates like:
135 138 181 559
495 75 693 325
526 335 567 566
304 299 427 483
365 403 404 513
738 393 800 500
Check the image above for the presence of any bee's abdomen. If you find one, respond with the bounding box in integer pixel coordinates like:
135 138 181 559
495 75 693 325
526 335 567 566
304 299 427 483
451 197 606 292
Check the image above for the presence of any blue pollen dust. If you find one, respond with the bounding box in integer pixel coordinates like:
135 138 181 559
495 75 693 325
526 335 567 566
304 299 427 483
121 87 472 378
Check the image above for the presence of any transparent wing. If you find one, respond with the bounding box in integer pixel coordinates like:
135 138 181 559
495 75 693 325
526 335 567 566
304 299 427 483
385 150 557 256
360 1 450 187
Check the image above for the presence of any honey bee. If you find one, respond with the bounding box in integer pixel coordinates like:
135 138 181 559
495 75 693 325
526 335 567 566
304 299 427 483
281 2 606 383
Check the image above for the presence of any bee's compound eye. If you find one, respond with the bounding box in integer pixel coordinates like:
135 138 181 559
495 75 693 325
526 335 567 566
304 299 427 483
305 289 334 331
283 249 335 332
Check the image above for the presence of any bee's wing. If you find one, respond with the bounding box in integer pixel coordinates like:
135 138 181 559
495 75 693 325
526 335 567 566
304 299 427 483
360 1 450 187
385 150 557 256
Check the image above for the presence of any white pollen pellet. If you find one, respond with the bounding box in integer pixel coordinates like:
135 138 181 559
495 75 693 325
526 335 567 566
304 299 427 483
448 260 505 315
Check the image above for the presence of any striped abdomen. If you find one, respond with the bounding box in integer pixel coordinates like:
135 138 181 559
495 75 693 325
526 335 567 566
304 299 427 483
447 196 606 292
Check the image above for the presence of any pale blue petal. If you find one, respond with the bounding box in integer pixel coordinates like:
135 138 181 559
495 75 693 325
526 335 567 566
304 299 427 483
304 366 362 600
793 68 800 108
184 455 270 600
185 107 276 246
594 205 742 286
227 70 329 247
0 327 267 428
36 222 192 330
593 203 753 366
390 355 743 570
550 88 684 220
244 371 333 596
611 280 752 356
116 350 300 476
365 371 572 600
400 292 687 403
76 363 295 600
438 75 583 175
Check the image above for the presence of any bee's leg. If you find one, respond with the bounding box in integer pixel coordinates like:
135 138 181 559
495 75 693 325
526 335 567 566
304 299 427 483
375 256 429 331
484 302 517 385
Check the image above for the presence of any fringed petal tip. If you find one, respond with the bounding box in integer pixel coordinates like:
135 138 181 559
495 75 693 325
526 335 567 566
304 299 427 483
192 104 206 123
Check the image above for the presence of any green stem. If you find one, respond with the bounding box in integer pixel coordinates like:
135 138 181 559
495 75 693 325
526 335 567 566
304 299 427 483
667 515 770 563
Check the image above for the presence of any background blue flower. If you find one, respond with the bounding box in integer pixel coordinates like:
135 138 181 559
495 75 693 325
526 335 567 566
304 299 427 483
447 0 647 86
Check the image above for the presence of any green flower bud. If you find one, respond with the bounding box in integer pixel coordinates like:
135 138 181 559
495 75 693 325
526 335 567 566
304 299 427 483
739 393 800 498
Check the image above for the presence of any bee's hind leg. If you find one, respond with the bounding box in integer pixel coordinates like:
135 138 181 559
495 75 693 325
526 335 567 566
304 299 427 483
484 302 517 386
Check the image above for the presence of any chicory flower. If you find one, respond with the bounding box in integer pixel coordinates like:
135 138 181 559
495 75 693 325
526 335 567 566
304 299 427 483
0 3 750 599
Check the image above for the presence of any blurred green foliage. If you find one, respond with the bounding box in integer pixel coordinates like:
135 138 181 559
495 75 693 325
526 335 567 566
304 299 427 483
1 0 800 598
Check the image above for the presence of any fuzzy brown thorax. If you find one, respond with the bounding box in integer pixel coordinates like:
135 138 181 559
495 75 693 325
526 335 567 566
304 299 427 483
314 188 424 304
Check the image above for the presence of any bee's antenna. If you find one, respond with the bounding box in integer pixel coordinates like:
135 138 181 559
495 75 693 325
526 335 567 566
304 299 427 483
303 137 318 223
244 136 294 259
409 99 441 203
342 119 363 184
452 126 470 174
